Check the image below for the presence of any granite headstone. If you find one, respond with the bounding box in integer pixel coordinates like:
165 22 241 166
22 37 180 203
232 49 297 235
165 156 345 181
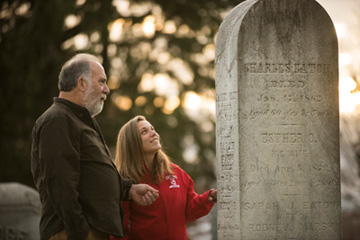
215 0 341 239
0 182 40 240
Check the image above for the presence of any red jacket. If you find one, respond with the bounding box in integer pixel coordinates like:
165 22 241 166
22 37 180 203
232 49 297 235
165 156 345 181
111 163 215 240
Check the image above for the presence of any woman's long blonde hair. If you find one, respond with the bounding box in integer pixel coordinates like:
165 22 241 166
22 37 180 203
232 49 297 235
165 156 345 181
115 115 173 183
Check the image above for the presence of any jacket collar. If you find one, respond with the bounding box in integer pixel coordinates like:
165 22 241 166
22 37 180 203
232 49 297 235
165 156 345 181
54 97 91 119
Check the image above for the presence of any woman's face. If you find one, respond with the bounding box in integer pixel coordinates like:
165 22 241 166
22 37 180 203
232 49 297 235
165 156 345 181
138 120 161 155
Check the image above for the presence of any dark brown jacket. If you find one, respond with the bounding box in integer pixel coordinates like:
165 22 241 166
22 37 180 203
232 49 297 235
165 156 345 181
31 98 131 240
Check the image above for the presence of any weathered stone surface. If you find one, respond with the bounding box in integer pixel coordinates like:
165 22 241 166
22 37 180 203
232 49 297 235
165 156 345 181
215 0 341 239
0 182 40 240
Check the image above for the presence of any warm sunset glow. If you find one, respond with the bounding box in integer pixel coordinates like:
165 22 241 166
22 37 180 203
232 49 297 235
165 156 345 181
142 15 156 38
339 53 352 66
339 75 359 113
153 73 171 95
182 135 199 164
138 73 154 92
333 18 360 113
153 73 179 98
182 91 202 110
163 96 180 114
112 0 131 17
153 97 164 108
167 58 194 85
132 23 143 37
182 91 216 121
157 52 171 64
135 96 147 107
138 73 179 99
111 57 123 69
61 39 74 50
203 96 216 117
182 145 199 164
163 20 177 34
65 15 81 29
90 32 100 42
177 24 190 36
203 44 215 62
76 0 86 6
108 18 125 42
74 34 89 50
15 3 30 16
335 23 346 38
340 75 357 95
107 75 119 90
112 94 133 111
145 105 155 115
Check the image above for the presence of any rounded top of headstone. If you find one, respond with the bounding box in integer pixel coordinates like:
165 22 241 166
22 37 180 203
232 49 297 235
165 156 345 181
0 182 41 213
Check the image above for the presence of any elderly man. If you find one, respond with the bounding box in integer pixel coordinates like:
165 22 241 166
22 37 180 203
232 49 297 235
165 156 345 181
31 53 158 240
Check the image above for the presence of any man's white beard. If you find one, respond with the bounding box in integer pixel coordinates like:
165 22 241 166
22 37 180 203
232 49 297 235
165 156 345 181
83 85 104 117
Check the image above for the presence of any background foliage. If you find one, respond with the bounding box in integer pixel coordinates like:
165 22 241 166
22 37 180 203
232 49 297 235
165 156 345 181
0 0 242 191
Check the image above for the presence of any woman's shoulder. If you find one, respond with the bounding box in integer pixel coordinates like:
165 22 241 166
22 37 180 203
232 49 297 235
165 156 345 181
170 162 181 170
170 163 189 176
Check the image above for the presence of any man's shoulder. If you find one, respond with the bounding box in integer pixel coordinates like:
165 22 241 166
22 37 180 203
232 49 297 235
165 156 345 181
34 101 79 131
37 102 68 121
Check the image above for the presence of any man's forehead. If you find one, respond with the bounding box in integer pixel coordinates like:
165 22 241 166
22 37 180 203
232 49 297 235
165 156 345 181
90 61 106 77
90 61 103 70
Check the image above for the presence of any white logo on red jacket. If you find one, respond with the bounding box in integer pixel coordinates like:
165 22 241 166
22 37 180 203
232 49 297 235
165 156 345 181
166 175 180 189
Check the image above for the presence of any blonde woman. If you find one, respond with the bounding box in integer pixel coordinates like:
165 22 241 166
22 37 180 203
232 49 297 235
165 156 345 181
111 115 217 240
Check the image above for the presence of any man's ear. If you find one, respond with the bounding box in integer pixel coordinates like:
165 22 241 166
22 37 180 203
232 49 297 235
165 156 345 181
77 77 88 92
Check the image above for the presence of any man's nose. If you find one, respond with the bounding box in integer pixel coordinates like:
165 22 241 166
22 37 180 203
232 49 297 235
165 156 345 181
103 84 110 95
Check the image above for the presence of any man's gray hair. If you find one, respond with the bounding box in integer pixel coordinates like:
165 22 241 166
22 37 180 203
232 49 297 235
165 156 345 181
58 53 100 92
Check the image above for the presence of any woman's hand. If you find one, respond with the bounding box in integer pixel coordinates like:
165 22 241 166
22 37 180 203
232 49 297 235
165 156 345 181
208 188 217 202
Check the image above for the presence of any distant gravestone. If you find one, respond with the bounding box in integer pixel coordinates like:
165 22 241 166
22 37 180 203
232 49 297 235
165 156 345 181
0 183 40 240
215 0 341 239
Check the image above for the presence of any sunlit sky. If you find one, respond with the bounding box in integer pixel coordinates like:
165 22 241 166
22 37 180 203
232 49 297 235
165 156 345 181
316 0 360 113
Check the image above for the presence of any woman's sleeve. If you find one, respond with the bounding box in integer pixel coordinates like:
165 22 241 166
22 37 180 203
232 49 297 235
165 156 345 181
184 173 215 222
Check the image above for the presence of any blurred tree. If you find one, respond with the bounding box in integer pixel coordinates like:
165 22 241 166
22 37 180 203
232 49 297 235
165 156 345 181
0 0 241 191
